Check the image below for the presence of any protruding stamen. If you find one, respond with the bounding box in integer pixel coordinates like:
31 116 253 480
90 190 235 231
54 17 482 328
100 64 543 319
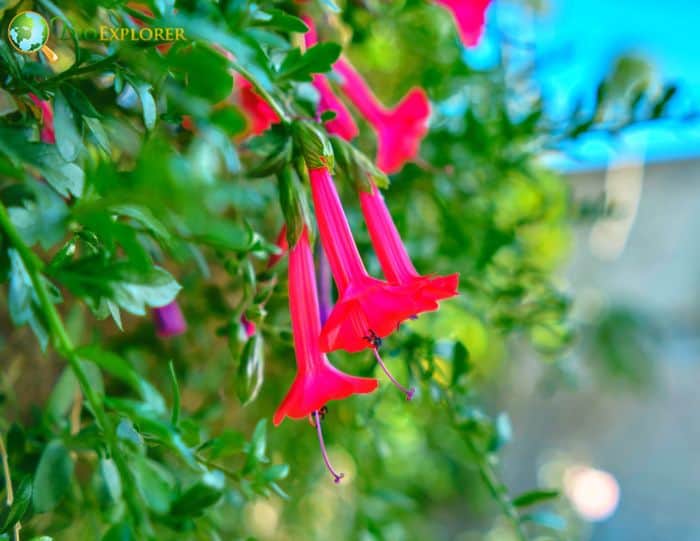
313 409 344 484
372 347 415 401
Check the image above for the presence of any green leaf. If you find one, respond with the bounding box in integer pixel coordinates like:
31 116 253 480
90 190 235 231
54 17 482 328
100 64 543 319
521 511 567 531
210 108 247 136
130 456 175 514
0 477 32 533
198 429 247 460
84 117 111 154
94 459 122 507
168 361 181 426
101 522 134 541
53 90 81 162
234 333 264 406
46 368 79 420
170 471 225 517
0 128 84 197
7 181 68 249
451 341 470 386
651 84 678 118
253 8 308 33
513 489 560 508
247 419 268 465
108 204 171 242
488 412 512 452
77 345 166 414
262 464 289 482
134 83 157 130
32 440 74 513
277 43 342 83
170 46 234 104
7 249 50 349
55 261 181 317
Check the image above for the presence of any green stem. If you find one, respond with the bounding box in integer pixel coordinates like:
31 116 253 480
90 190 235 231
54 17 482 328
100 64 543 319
0 433 21 541
0 202 146 533
229 60 290 124
32 55 120 91
464 433 528 541
195 455 241 482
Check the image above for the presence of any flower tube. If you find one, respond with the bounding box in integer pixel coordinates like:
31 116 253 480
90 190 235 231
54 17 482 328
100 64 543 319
308 165 429 399
273 227 378 481
359 181 459 308
303 17 359 142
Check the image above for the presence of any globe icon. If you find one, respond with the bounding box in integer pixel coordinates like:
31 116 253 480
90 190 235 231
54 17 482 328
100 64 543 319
8 11 50 54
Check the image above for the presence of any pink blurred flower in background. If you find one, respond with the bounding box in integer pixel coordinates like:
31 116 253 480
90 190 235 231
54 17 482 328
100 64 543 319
334 58 430 174
153 301 187 338
29 94 55 144
433 0 491 47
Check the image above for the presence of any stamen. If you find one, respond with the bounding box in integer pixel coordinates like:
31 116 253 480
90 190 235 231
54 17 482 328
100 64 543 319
372 347 415 401
313 410 344 484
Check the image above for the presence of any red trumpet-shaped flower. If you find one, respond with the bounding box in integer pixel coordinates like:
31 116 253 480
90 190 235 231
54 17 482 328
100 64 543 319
359 182 459 308
303 17 359 142
334 59 430 174
309 167 423 355
266 225 289 269
153 300 187 338
433 0 491 48
273 227 378 428
29 94 55 144
235 74 280 136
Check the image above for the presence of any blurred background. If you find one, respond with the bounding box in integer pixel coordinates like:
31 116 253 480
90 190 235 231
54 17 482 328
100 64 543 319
494 1 700 540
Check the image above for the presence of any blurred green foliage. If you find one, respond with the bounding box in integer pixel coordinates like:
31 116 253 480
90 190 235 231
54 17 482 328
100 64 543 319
0 0 679 540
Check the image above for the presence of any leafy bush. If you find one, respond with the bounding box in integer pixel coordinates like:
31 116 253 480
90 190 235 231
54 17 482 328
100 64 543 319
0 1 677 540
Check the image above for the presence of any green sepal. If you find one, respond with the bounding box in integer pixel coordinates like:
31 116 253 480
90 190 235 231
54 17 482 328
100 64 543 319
292 120 334 171
277 164 313 249
329 135 389 193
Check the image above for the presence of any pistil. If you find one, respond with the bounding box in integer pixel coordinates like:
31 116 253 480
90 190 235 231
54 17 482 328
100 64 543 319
313 409 345 484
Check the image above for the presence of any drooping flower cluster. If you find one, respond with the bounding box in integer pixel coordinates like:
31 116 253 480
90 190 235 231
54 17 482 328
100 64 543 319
159 9 478 482
267 16 463 483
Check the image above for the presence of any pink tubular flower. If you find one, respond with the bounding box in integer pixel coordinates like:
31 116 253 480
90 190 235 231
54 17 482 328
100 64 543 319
240 314 257 338
334 58 430 174
29 94 55 144
313 75 359 141
359 182 459 309
303 17 359 141
273 227 377 481
309 167 422 354
434 0 491 48
235 74 280 136
153 301 187 338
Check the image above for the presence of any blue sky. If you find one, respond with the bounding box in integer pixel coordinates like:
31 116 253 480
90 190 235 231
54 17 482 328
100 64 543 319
474 0 700 168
